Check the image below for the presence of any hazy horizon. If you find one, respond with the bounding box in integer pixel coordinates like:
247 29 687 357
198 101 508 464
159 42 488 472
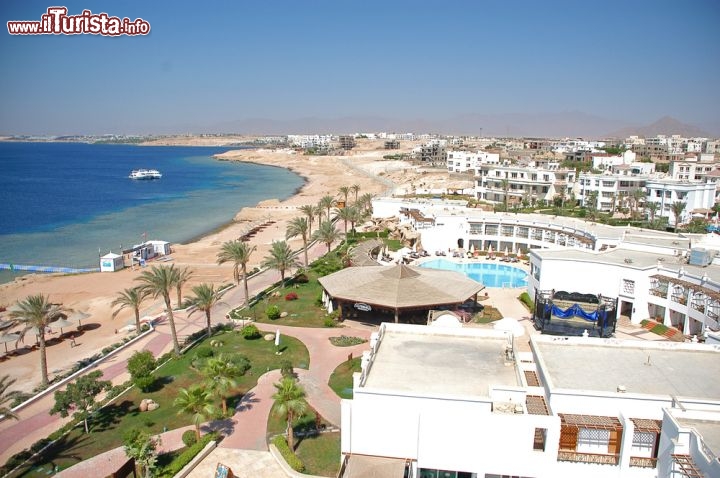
2 0 719 136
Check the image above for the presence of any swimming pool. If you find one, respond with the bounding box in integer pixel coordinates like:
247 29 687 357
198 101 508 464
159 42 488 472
420 259 529 288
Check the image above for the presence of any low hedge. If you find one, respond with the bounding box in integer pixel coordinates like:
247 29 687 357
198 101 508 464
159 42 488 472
157 432 218 477
518 292 535 312
272 435 305 472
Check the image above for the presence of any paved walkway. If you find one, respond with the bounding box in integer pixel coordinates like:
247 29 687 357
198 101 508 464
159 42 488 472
5 237 339 474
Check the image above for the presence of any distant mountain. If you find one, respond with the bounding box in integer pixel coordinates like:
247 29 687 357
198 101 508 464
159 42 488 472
606 116 712 139
207 112 635 139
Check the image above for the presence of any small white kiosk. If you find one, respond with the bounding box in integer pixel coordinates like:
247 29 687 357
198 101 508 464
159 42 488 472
100 252 125 272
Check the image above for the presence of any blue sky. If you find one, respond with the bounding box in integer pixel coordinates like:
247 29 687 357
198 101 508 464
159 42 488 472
1 0 719 135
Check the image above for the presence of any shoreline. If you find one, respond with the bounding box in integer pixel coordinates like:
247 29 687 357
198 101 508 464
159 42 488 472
0 140 413 394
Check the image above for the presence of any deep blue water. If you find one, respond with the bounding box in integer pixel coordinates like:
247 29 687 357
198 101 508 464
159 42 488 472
0 142 304 281
420 258 528 288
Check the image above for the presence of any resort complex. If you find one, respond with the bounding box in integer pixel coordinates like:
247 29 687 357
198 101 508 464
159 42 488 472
2 134 720 478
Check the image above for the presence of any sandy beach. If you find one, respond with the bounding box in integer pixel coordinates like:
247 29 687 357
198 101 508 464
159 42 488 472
0 138 463 393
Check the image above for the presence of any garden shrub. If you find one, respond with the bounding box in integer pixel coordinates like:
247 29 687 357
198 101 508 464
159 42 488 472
181 430 197 447
271 435 305 472
323 317 337 328
232 355 252 374
329 335 367 347
518 292 535 312
194 346 214 359
293 273 309 284
127 350 157 392
285 292 298 301
266 305 281 320
280 360 294 378
157 432 218 477
241 324 261 340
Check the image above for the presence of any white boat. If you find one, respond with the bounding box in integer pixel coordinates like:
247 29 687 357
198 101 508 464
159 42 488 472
129 169 162 180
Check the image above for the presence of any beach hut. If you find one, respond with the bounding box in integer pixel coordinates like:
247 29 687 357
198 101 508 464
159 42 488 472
100 252 125 272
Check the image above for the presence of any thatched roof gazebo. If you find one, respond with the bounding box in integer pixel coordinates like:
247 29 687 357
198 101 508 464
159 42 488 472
318 264 485 323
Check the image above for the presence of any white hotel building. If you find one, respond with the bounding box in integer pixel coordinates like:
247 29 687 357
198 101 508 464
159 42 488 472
372 198 720 337
475 162 576 206
340 323 720 478
446 151 501 174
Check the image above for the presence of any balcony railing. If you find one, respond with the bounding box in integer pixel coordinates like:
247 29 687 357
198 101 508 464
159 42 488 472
649 287 668 298
557 451 619 465
629 456 657 468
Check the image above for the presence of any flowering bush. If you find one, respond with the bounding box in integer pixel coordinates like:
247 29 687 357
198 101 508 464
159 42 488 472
285 292 299 301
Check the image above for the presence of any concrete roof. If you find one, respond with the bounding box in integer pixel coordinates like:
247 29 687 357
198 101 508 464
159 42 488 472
677 418 720 456
363 327 519 397
533 337 720 399
531 246 720 283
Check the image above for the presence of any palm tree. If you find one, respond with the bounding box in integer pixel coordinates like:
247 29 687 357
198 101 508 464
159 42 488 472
334 206 357 234
202 354 240 416
338 186 350 206
632 188 646 220
286 217 310 267
272 377 307 450
111 286 150 335
585 191 599 220
136 265 181 356
646 201 660 223
358 193 374 215
0 375 20 422
262 241 301 284
312 205 324 227
188 283 223 339
298 205 316 238
174 385 216 442
318 195 336 221
500 178 510 210
217 240 256 308
313 221 341 253
671 201 687 232
346 205 362 233
350 184 361 204
175 267 194 307
9 294 63 388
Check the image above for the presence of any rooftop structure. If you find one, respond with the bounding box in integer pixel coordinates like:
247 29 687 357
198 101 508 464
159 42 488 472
340 323 720 478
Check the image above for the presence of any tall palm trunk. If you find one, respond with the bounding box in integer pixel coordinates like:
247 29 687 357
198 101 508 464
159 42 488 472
242 265 250 307
287 411 295 449
205 310 212 339
39 333 49 387
164 295 180 355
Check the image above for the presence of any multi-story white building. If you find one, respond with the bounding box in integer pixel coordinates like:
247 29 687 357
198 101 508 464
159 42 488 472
286 134 332 149
446 151 500 174
576 172 649 213
475 162 576 206
644 179 716 226
591 150 637 171
340 322 720 478
371 197 720 336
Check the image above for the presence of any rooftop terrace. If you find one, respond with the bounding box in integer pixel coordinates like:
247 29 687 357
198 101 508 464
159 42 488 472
362 324 519 397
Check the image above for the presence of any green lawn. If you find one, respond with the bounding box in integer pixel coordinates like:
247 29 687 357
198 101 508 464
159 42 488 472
250 275 335 328
267 404 340 477
328 357 361 399
11 330 310 478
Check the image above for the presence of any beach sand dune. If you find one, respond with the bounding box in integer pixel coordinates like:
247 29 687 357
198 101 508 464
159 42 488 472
0 138 457 393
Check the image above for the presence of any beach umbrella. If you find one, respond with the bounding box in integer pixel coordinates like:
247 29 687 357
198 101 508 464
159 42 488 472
67 311 90 328
504 246 509 257
0 333 20 353
487 243 493 254
470 244 475 254
327 301 334 314
275 329 280 347
48 318 76 334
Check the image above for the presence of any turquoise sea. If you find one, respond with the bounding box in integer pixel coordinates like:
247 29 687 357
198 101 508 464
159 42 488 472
0 142 305 284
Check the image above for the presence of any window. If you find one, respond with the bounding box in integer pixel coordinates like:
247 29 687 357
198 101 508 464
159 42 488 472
577 428 610 453
623 279 635 295
631 431 656 458
534 428 547 451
